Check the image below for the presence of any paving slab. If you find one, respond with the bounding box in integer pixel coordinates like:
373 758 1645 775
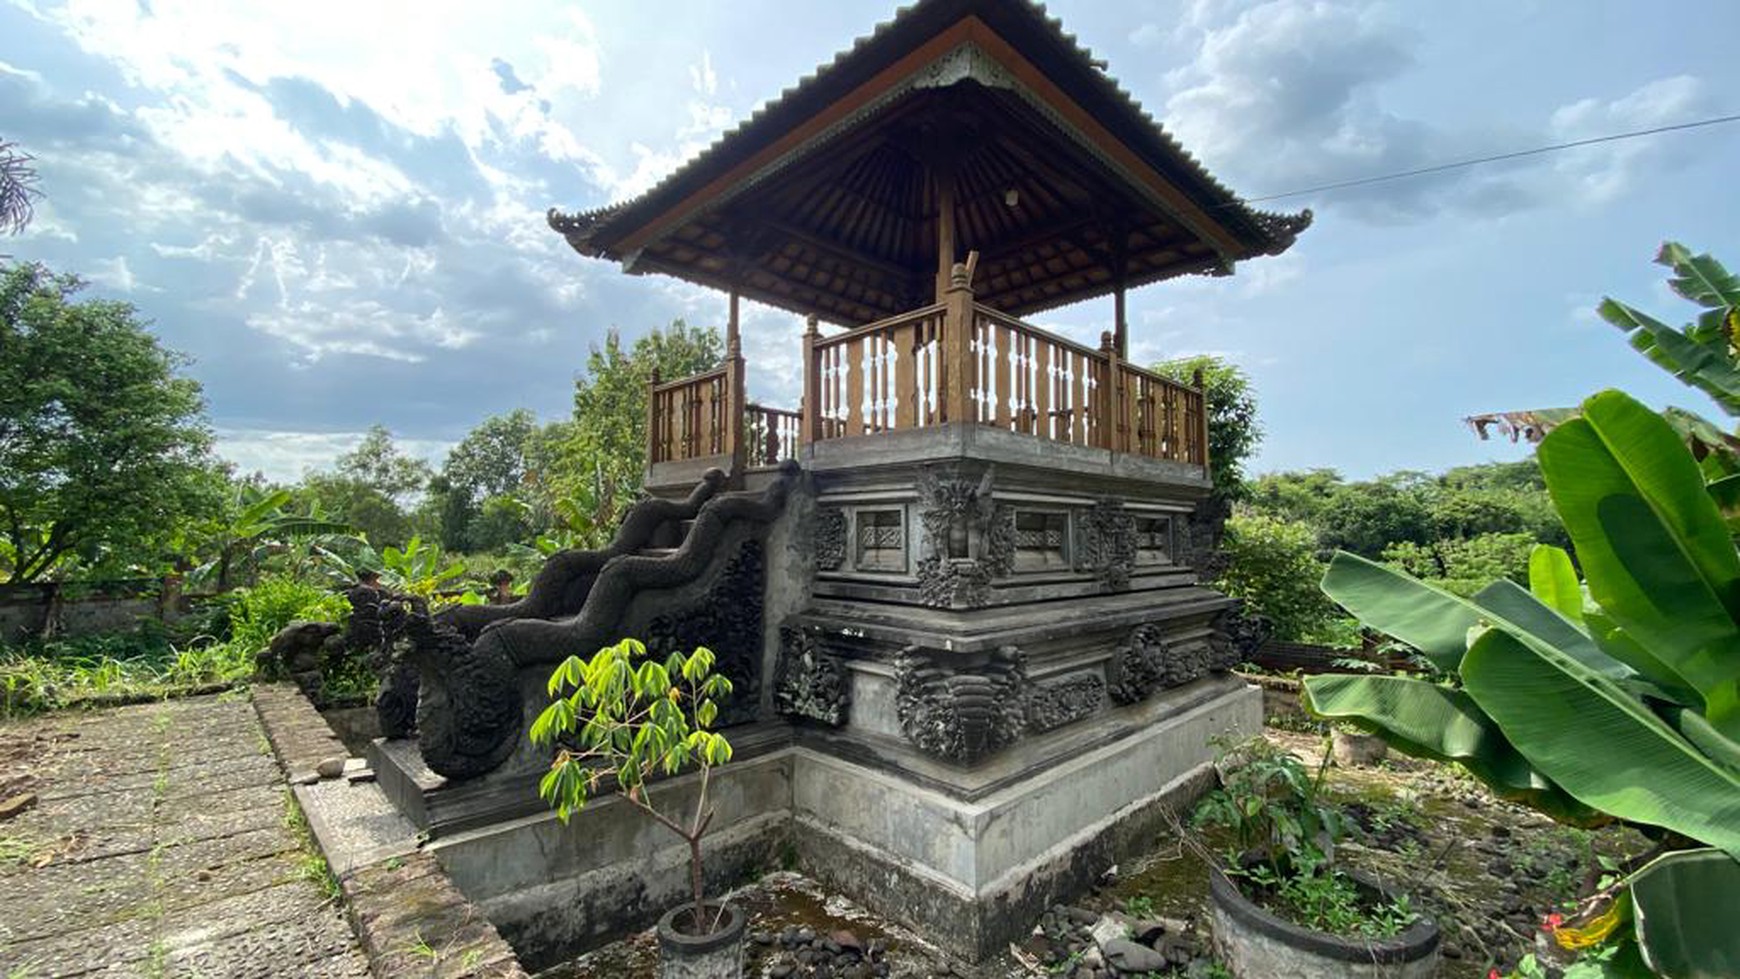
0 695 370 978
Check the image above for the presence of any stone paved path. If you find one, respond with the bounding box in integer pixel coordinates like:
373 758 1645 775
0 694 371 978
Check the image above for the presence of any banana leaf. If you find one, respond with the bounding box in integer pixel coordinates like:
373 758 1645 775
1528 544 1584 624
1602 299 1740 414
1320 554 1481 673
1460 628 1740 860
1301 673 1599 823
1538 391 1740 738
1629 847 1740 979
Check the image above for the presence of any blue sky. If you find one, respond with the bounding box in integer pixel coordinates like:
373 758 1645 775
3 0 1737 483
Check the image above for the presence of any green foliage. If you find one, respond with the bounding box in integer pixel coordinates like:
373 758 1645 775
1192 738 1413 939
1381 531 1537 597
1216 514 1334 641
226 576 348 657
1153 355 1260 501
1315 480 1435 558
313 535 465 604
466 495 533 553
556 322 722 527
1304 389 1740 975
530 637 735 931
1603 242 1740 416
190 483 353 591
0 262 222 582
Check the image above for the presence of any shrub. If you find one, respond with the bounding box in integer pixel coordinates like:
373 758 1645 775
1218 513 1334 641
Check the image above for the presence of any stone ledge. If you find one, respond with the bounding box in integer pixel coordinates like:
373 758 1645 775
251 683 530 979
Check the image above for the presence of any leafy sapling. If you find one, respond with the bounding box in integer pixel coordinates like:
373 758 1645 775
530 638 735 935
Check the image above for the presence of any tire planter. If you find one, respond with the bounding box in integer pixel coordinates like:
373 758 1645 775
1210 869 1439 979
656 901 746 979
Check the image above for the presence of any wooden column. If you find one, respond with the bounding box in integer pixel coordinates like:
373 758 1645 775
1111 228 1129 360
645 367 663 468
934 164 958 304
1194 366 1211 473
724 285 746 477
801 316 821 445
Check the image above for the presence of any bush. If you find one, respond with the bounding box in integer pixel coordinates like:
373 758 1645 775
1218 514 1335 642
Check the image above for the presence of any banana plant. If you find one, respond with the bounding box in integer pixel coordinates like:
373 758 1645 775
313 534 466 601
193 485 353 591
1304 390 1740 977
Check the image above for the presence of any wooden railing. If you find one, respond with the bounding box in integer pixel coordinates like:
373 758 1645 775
647 365 731 464
806 302 948 437
647 265 1209 476
744 403 802 468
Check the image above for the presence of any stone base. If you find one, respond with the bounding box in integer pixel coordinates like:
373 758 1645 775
393 679 1261 968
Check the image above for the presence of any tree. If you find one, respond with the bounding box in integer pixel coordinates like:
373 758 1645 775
1 140 40 237
1315 481 1434 558
557 321 722 524
445 409 538 500
0 263 219 581
295 473 414 549
335 424 431 504
1153 355 1261 502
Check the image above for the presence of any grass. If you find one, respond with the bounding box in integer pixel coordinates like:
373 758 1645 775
282 790 341 903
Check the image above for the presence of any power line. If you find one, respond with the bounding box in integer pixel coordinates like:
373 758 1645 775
1237 112 1740 205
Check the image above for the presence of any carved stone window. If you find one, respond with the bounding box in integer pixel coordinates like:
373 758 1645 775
856 508 906 571
1134 515 1173 565
1012 510 1069 571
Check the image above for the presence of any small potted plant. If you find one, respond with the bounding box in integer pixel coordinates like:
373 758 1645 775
1191 738 1438 978
530 637 745 978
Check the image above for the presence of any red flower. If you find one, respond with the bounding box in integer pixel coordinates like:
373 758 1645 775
1541 912 1564 933
1488 970 1502 979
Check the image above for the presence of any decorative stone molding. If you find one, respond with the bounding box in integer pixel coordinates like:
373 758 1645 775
775 626 850 726
983 506 1017 579
894 645 1027 764
1109 623 1169 705
1025 672 1105 733
814 507 847 571
1212 606 1270 668
1077 499 1138 591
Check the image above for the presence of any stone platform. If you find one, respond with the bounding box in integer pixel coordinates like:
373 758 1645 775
374 677 1260 968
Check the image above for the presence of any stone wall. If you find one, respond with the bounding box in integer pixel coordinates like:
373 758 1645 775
0 578 190 643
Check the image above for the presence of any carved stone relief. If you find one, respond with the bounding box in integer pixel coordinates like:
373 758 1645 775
914 468 1009 608
643 540 766 726
1211 606 1270 669
814 507 846 571
1025 672 1105 733
894 645 1027 764
1109 623 1169 705
775 626 850 726
1077 499 1138 591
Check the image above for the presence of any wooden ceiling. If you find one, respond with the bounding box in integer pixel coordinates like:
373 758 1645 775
550 0 1310 327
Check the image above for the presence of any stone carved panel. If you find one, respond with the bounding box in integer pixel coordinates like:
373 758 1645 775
1077 499 1138 591
1110 619 1243 706
1025 672 1105 733
1212 606 1269 668
644 540 765 726
894 645 1027 764
914 468 1009 608
775 626 850 726
814 507 846 571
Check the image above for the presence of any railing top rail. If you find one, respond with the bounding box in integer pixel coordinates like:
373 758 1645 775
971 302 1106 363
651 364 729 394
745 402 802 419
1117 357 1203 397
813 302 948 350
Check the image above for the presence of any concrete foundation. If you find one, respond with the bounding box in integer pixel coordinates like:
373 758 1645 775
386 679 1260 968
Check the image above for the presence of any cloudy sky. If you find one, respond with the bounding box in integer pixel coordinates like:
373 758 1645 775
3 0 1737 483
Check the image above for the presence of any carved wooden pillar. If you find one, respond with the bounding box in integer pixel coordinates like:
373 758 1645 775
1097 331 1120 451
1111 229 1129 360
801 315 821 445
1193 365 1211 473
934 164 958 305
943 260 976 425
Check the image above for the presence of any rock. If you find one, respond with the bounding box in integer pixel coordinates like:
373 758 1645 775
315 756 346 779
0 792 38 821
265 620 341 677
1089 913 1130 949
1332 729 1389 766
1127 918 1168 945
750 931 775 945
1102 938 1169 974
1063 906 1099 926
290 771 320 786
344 768 376 784
831 929 863 954
769 962 795 978
1081 947 1104 969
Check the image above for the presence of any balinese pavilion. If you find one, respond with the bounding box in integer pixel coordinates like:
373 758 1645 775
380 0 1309 967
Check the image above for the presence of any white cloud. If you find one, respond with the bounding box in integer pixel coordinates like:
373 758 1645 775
215 427 452 483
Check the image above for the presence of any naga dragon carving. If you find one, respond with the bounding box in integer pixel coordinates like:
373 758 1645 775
404 462 797 780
